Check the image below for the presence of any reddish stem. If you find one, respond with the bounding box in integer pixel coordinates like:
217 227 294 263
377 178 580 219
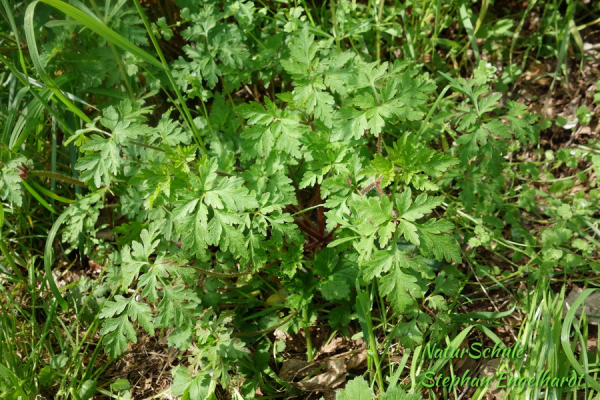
288 204 320 235
360 176 383 196
305 240 321 250
293 217 323 242
375 179 384 195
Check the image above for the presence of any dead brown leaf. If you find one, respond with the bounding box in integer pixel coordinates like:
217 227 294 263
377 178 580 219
478 358 505 399
293 358 346 392
319 337 345 355
274 329 306 353
279 359 315 381
346 349 367 370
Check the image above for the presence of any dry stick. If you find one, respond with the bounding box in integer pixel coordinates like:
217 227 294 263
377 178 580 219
573 144 600 155
244 84 259 102
359 176 383 196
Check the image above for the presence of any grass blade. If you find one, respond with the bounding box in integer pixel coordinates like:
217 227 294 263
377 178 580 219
44 211 70 311
21 180 58 214
24 2 91 123
0 53 78 143
458 2 480 62
561 288 600 391
1 0 28 78
37 0 164 70
30 180 76 204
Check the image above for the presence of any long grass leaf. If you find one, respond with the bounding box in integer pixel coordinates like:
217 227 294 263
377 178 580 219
45 211 70 311
458 2 480 62
415 325 474 390
24 1 91 123
0 204 26 282
1 0 28 78
131 0 207 153
21 72 98 110
21 180 58 214
9 91 48 150
2 86 28 146
0 363 29 397
31 180 76 204
38 0 164 70
560 288 600 391
0 53 77 144
452 304 516 321
355 283 373 347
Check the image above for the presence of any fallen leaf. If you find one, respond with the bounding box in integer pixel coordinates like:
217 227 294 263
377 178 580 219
346 350 367 370
479 358 505 399
279 359 314 381
319 337 345 355
293 358 346 392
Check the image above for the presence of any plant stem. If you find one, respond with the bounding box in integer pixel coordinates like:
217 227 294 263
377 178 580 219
0 237 26 282
89 0 136 100
367 282 385 392
28 171 86 186
132 0 209 154
220 76 246 131
303 305 314 361
375 0 385 61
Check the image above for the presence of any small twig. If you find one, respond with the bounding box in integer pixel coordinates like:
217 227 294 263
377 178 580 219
359 176 383 196
244 84 259 102
573 144 600 155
